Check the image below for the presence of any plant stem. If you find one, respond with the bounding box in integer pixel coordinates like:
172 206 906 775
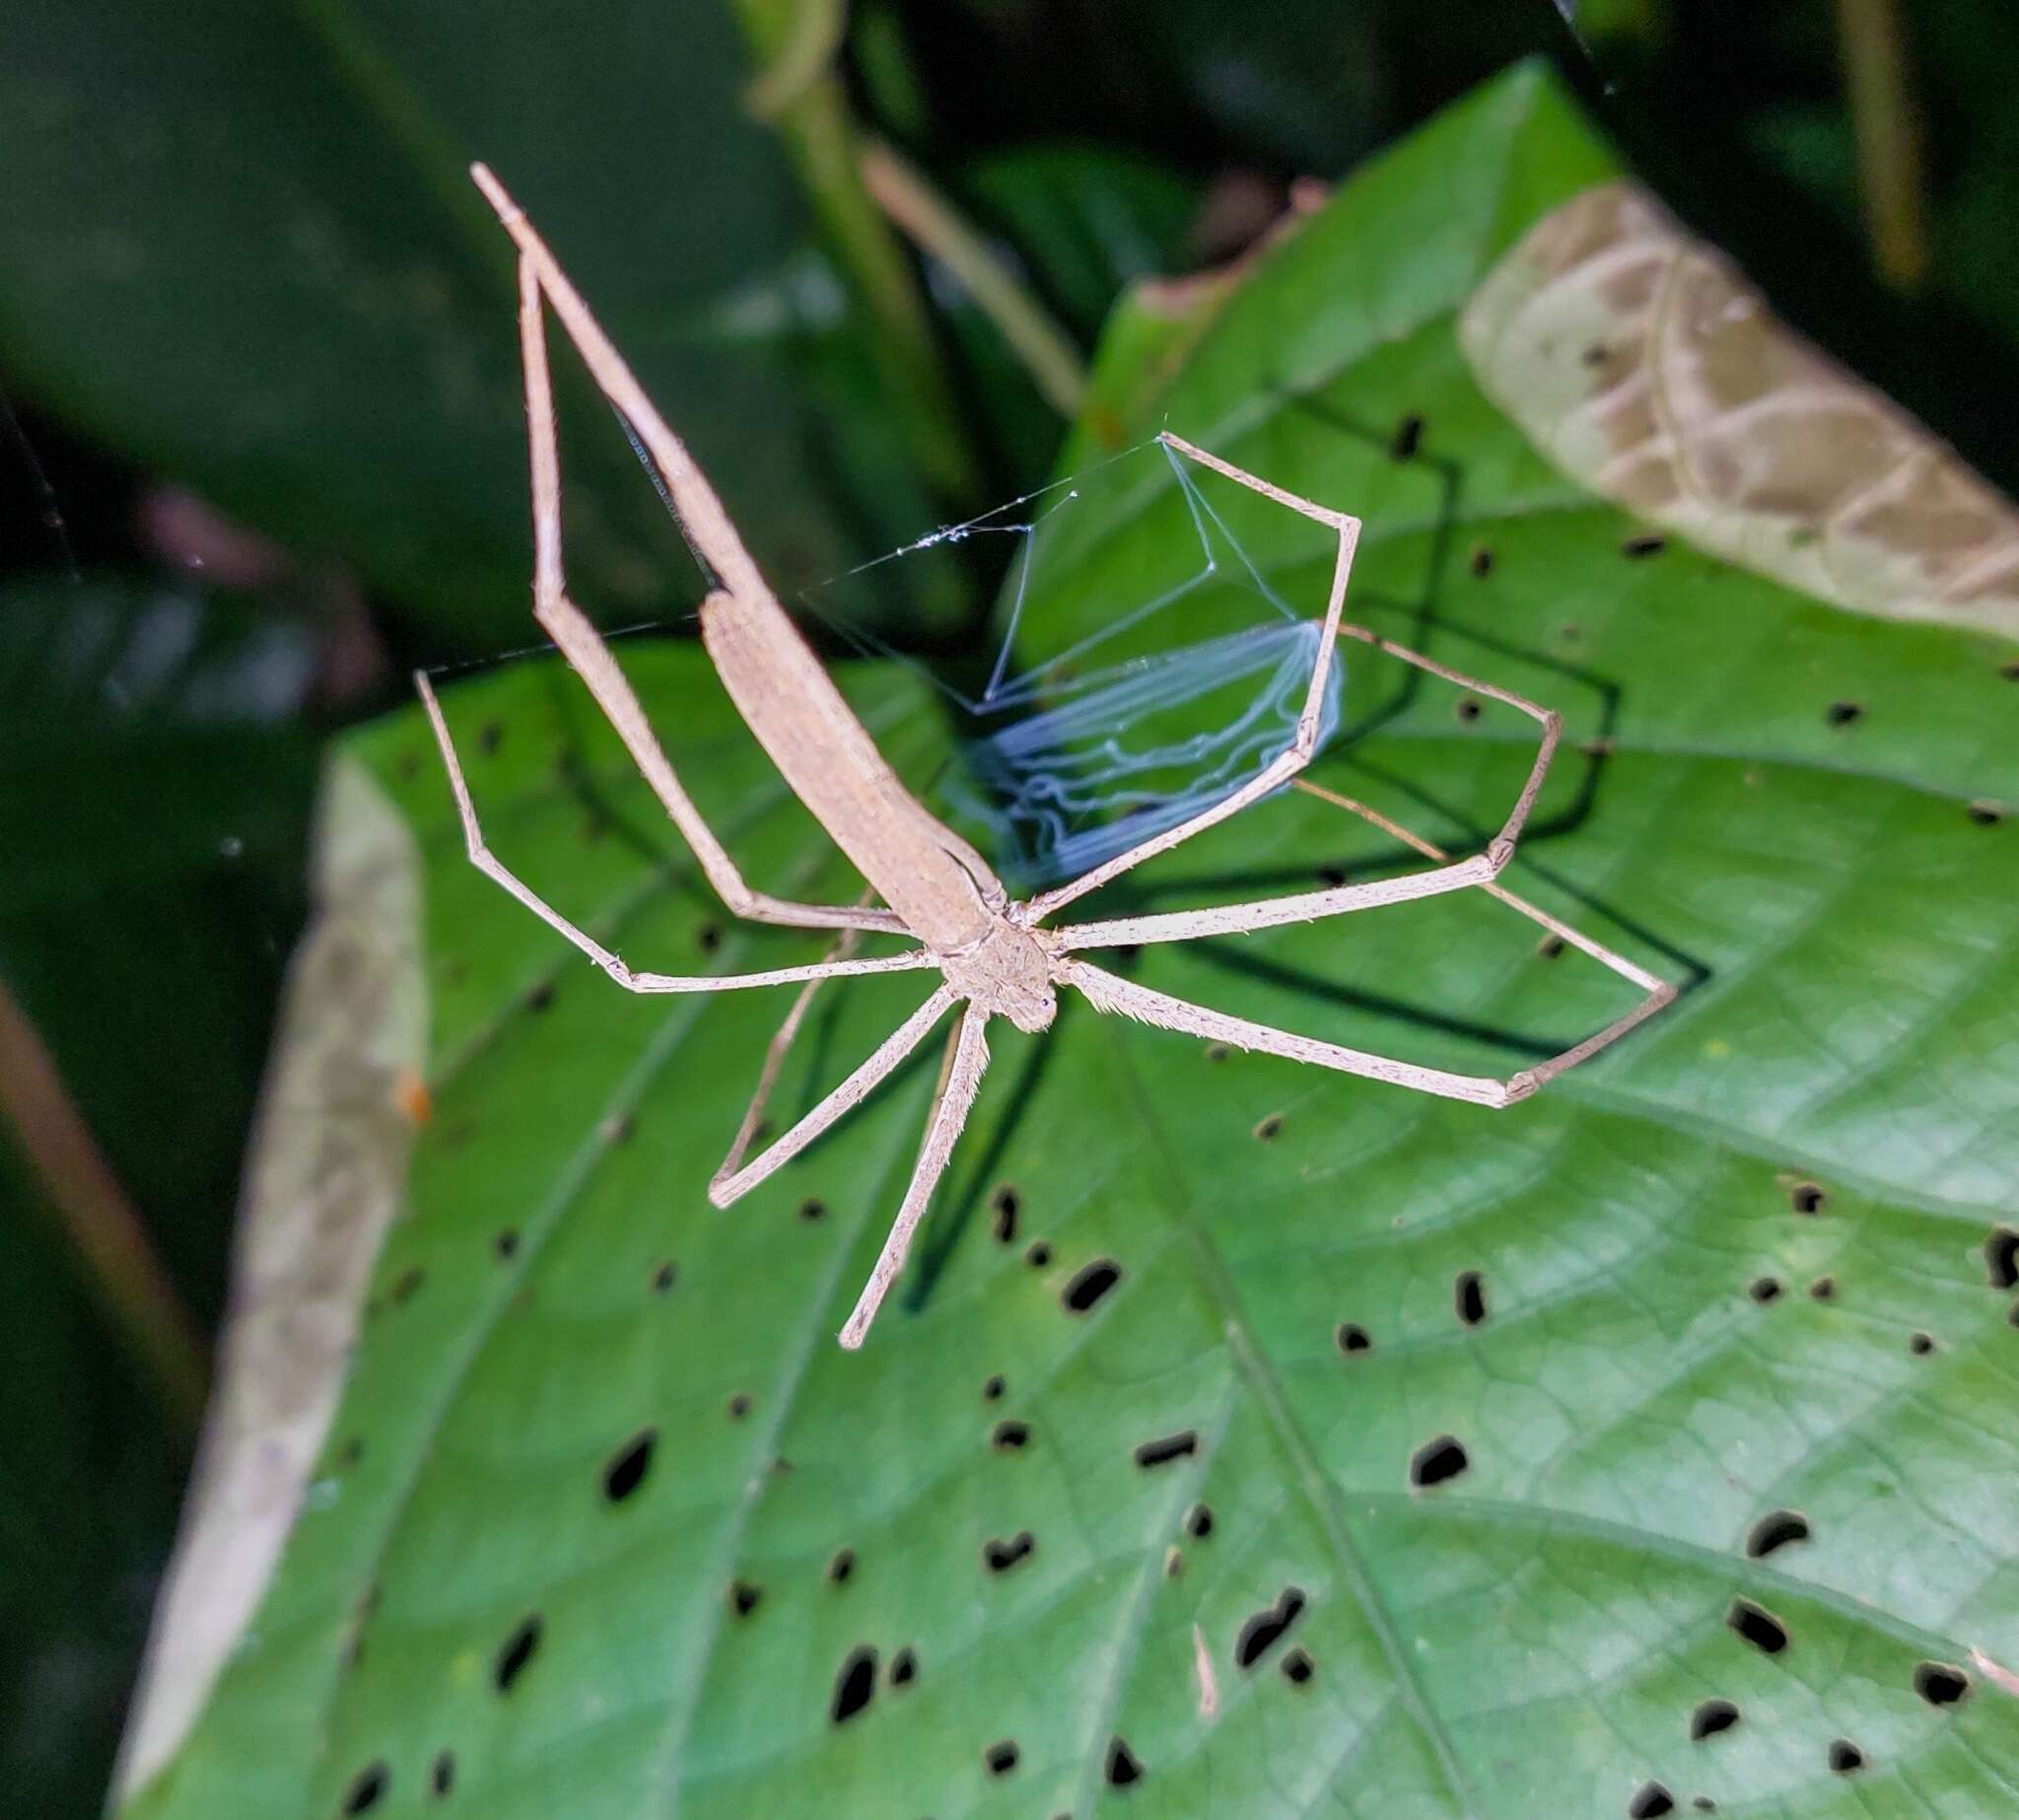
731 0 980 507
861 137 1088 420
1835 0 1929 292
0 978 210 1433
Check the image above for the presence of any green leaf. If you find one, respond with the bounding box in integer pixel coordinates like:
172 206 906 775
121 63 2019 1817
0 3 939 649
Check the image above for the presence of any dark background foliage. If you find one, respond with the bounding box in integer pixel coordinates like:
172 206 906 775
1 2 2012 1810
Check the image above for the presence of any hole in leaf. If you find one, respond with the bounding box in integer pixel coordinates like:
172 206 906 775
1987 1226 2019 1290
1745 1510 1810 1558
730 1580 762 1617
984 1740 1019 1777
1628 1783 1675 1818
1690 1698 1740 1740
525 980 555 1014
602 1428 656 1504
1914 1660 1971 1706
2003 660 2019 681
1454 696 1484 724
1470 545 1496 578
652 1260 677 1294
1829 1737 1865 1773
889 1646 917 1688
494 1616 542 1693
727 1393 753 1421
1967 800 2003 826
1809 1275 1836 1300
1825 701 1863 727
1454 1271 1488 1325
390 1267 424 1306
798 1197 826 1223
1025 1241 1053 1268
983 1530 1035 1574
1184 1503 1214 1539
1409 1435 1468 1488
494 1229 520 1261
1235 1585 1307 1668
1336 1322 1372 1354
1536 933 1566 959
1909 1330 1935 1356
830 1645 877 1724
1318 863 1349 886
430 1751 454 1797
983 1374 1007 1402
827 1548 855 1584
1133 1431 1198 1469
1063 1259 1120 1311
1106 1736 1144 1786
1390 413 1425 459
1749 1277 1782 1304
343 1763 388 1814
1788 1181 1828 1214
1253 1112 1285 1141
696 922 723 953
1282 1645 1314 1685
1726 1598 1787 1655
1205 1041 1230 1062
991 1186 1020 1241
1622 533 1667 559
992 1419 1031 1451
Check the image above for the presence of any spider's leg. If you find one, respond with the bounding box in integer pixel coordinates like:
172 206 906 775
839 1002 990 1350
419 674 930 997
1061 957 1671 1108
1044 616 1565 946
466 169 897 938
710 986 958 1207
715 911 871 1183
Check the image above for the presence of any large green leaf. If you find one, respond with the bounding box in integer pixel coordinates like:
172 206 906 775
120 64 2019 1818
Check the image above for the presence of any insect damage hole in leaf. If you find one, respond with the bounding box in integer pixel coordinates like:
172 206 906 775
1914 1660 1972 1706
826 1547 856 1584
730 1580 762 1618
1105 1736 1145 1786
992 1419 1031 1450
494 1615 543 1693
1689 1698 1739 1740
830 1645 877 1723
1184 1503 1214 1539
1744 1510 1810 1559
888 1646 917 1688
1788 1181 1829 1215
1281 1645 1314 1685
1824 700 1864 727
601 1427 657 1504
1062 1258 1122 1312
1627 1782 1675 1818
1725 1599 1788 1655
1133 1430 1198 1469
1234 1586 1307 1668
1984 1225 2019 1290
983 1739 1019 1776
1336 1321 1372 1354
430 1751 454 1797
1828 1737 1866 1773
990 1186 1020 1242
343 1761 388 1814
983 1530 1036 1573
1409 1435 1469 1489
1454 1270 1488 1325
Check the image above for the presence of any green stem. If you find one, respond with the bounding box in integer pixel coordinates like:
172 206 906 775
861 137 1088 420
730 0 980 507
0 978 210 1433
1835 0 1930 292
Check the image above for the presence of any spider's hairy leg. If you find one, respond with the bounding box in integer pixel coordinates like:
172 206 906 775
465 164 898 939
709 986 958 1207
839 1003 991 1351
418 672 931 997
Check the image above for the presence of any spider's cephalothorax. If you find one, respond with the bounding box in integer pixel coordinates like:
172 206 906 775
418 165 1678 1351
942 920 1060 1034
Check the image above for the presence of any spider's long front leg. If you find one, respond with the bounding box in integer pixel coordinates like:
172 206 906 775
419 673 932 997
477 172 898 939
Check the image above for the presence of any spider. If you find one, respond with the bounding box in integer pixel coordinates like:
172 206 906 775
417 165 1677 1349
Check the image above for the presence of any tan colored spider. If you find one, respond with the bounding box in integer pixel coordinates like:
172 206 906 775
417 165 1676 1349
